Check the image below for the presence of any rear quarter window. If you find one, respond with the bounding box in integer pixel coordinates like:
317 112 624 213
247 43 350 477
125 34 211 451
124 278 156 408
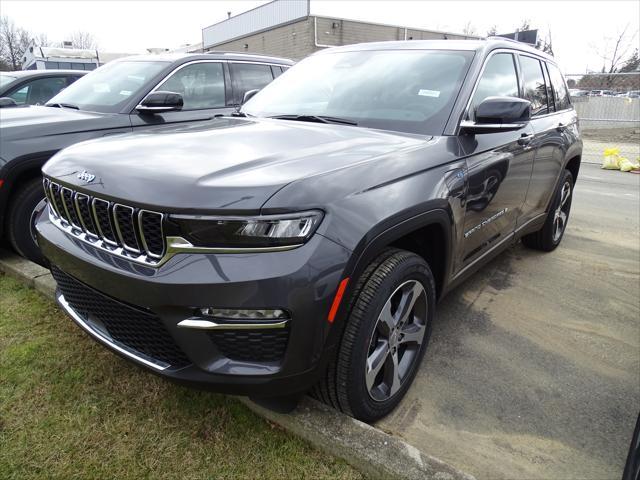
547 63 571 111
519 55 550 117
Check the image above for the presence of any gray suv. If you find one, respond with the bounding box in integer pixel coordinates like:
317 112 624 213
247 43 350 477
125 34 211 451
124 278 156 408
37 39 582 421
0 52 292 265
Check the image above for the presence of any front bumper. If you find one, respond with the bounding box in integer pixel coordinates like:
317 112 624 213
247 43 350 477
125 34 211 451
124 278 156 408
37 213 351 396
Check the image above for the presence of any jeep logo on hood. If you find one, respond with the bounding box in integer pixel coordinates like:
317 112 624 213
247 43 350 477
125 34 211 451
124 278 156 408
77 170 96 183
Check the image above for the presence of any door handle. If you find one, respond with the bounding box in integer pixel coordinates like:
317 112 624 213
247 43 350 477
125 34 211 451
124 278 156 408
517 133 534 146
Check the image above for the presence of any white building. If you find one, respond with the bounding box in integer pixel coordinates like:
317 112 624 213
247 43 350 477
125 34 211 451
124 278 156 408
22 46 135 71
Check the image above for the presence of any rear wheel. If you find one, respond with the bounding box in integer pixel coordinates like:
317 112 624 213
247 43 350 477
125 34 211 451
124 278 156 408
314 248 435 422
522 169 574 252
6 177 48 266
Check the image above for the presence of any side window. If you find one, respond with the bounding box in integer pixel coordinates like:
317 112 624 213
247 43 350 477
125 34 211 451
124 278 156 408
230 63 274 105
519 56 550 116
547 63 571 111
8 77 67 105
469 53 519 119
7 85 28 104
155 62 225 110
271 65 284 78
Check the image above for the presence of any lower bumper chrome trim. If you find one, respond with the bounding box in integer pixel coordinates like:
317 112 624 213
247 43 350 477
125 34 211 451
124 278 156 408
57 293 170 371
177 318 289 330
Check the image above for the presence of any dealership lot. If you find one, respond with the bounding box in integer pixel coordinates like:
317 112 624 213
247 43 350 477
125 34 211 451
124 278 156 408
378 162 640 479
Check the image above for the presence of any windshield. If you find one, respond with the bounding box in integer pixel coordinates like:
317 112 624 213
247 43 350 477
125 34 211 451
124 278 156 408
0 73 17 88
243 49 474 135
47 60 168 113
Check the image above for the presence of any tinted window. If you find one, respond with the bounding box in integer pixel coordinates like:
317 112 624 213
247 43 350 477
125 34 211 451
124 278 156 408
547 63 570 111
470 53 519 118
156 62 225 110
48 60 167 113
243 50 474 135
271 65 284 78
8 77 68 105
230 63 274 104
0 73 17 88
519 55 549 116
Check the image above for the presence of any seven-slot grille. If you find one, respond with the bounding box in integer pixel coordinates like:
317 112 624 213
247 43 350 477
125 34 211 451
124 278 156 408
43 178 166 259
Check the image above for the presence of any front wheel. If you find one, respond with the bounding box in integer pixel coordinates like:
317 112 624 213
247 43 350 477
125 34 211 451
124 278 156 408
522 169 574 252
315 248 436 422
6 177 49 266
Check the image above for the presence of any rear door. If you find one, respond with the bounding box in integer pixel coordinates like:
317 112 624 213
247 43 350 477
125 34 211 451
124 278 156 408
518 55 574 225
129 61 234 128
458 51 536 269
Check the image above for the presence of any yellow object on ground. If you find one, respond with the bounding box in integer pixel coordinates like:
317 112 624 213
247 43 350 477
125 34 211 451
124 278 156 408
619 157 640 172
602 148 621 169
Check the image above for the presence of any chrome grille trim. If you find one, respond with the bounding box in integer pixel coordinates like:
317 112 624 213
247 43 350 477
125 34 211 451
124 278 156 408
44 180 165 266
61 187 82 230
91 198 118 246
74 193 97 237
113 204 141 253
138 210 165 258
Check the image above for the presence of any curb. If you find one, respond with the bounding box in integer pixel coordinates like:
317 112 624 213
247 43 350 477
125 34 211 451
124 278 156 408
0 249 475 480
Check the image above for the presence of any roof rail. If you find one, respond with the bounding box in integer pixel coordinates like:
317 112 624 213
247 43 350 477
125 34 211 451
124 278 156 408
486 36 527 45
206 51 293 62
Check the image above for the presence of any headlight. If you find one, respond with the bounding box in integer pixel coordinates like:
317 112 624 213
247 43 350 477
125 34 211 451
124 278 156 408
168 210 323 248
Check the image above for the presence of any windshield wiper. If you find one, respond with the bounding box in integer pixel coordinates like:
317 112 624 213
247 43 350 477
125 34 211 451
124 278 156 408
45 102 80 110
269 114 358 126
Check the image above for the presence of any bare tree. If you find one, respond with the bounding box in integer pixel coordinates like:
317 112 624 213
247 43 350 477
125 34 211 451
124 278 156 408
596 25 639 73
537 28 554 56
0 16 32 70
462 21 477 38
619 48 639 73
486 25 498 37
517 20 531 32
34 32 51 47
68 31 98 50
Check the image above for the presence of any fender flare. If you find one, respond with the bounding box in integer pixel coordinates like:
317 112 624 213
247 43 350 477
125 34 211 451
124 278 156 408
324 208 454 350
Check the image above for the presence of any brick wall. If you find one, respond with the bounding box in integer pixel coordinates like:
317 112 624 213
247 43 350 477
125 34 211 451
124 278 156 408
205 16 479 61
205 18 316 60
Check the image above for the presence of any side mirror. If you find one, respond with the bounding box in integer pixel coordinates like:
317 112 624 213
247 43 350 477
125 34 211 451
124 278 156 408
242 89 259 105
136 91 183 114
0 97 18 108
460 96 531 134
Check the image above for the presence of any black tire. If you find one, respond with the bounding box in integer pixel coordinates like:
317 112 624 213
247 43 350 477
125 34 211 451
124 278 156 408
314 248 436 422
522 169 574 252
6 177 48 266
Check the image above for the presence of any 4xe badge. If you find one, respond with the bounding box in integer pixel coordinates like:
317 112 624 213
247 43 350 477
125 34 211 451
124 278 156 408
77 170 95 183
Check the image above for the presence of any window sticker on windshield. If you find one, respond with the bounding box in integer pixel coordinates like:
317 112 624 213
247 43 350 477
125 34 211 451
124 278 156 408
418 89 440 97
119 90 132 96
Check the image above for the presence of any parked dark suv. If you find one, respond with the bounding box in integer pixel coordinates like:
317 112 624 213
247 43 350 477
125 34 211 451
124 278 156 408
36 39 581 421
0 52 292 265
0 70 86 107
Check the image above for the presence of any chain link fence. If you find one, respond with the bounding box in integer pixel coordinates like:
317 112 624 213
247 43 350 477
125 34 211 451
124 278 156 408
566 72 640 165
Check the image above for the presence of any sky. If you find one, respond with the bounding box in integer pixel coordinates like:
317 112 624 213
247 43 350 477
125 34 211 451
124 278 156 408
1 0 639 74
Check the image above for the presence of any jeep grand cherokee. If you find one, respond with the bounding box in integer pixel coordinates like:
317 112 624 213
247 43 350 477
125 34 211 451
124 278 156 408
36 39 582 422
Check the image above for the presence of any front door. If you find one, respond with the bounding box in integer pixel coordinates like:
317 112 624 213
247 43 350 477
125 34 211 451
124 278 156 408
457 52 536 269
129 61 234 129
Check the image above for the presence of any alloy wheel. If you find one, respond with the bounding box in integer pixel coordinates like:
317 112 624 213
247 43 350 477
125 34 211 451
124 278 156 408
365 279 428 402
553 181 572 242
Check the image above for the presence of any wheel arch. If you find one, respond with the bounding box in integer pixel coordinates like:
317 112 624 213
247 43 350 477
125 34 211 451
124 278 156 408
343 208 453 304
0 151 57 238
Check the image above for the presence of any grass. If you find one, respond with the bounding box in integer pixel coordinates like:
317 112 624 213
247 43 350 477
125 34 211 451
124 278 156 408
0 273 363 480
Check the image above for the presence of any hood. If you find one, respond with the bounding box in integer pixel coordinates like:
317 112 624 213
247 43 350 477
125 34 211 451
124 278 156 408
0 105 117 138
43 117 427 213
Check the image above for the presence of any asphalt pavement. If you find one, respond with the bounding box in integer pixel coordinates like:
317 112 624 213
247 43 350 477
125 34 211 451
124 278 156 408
377 163 640 479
